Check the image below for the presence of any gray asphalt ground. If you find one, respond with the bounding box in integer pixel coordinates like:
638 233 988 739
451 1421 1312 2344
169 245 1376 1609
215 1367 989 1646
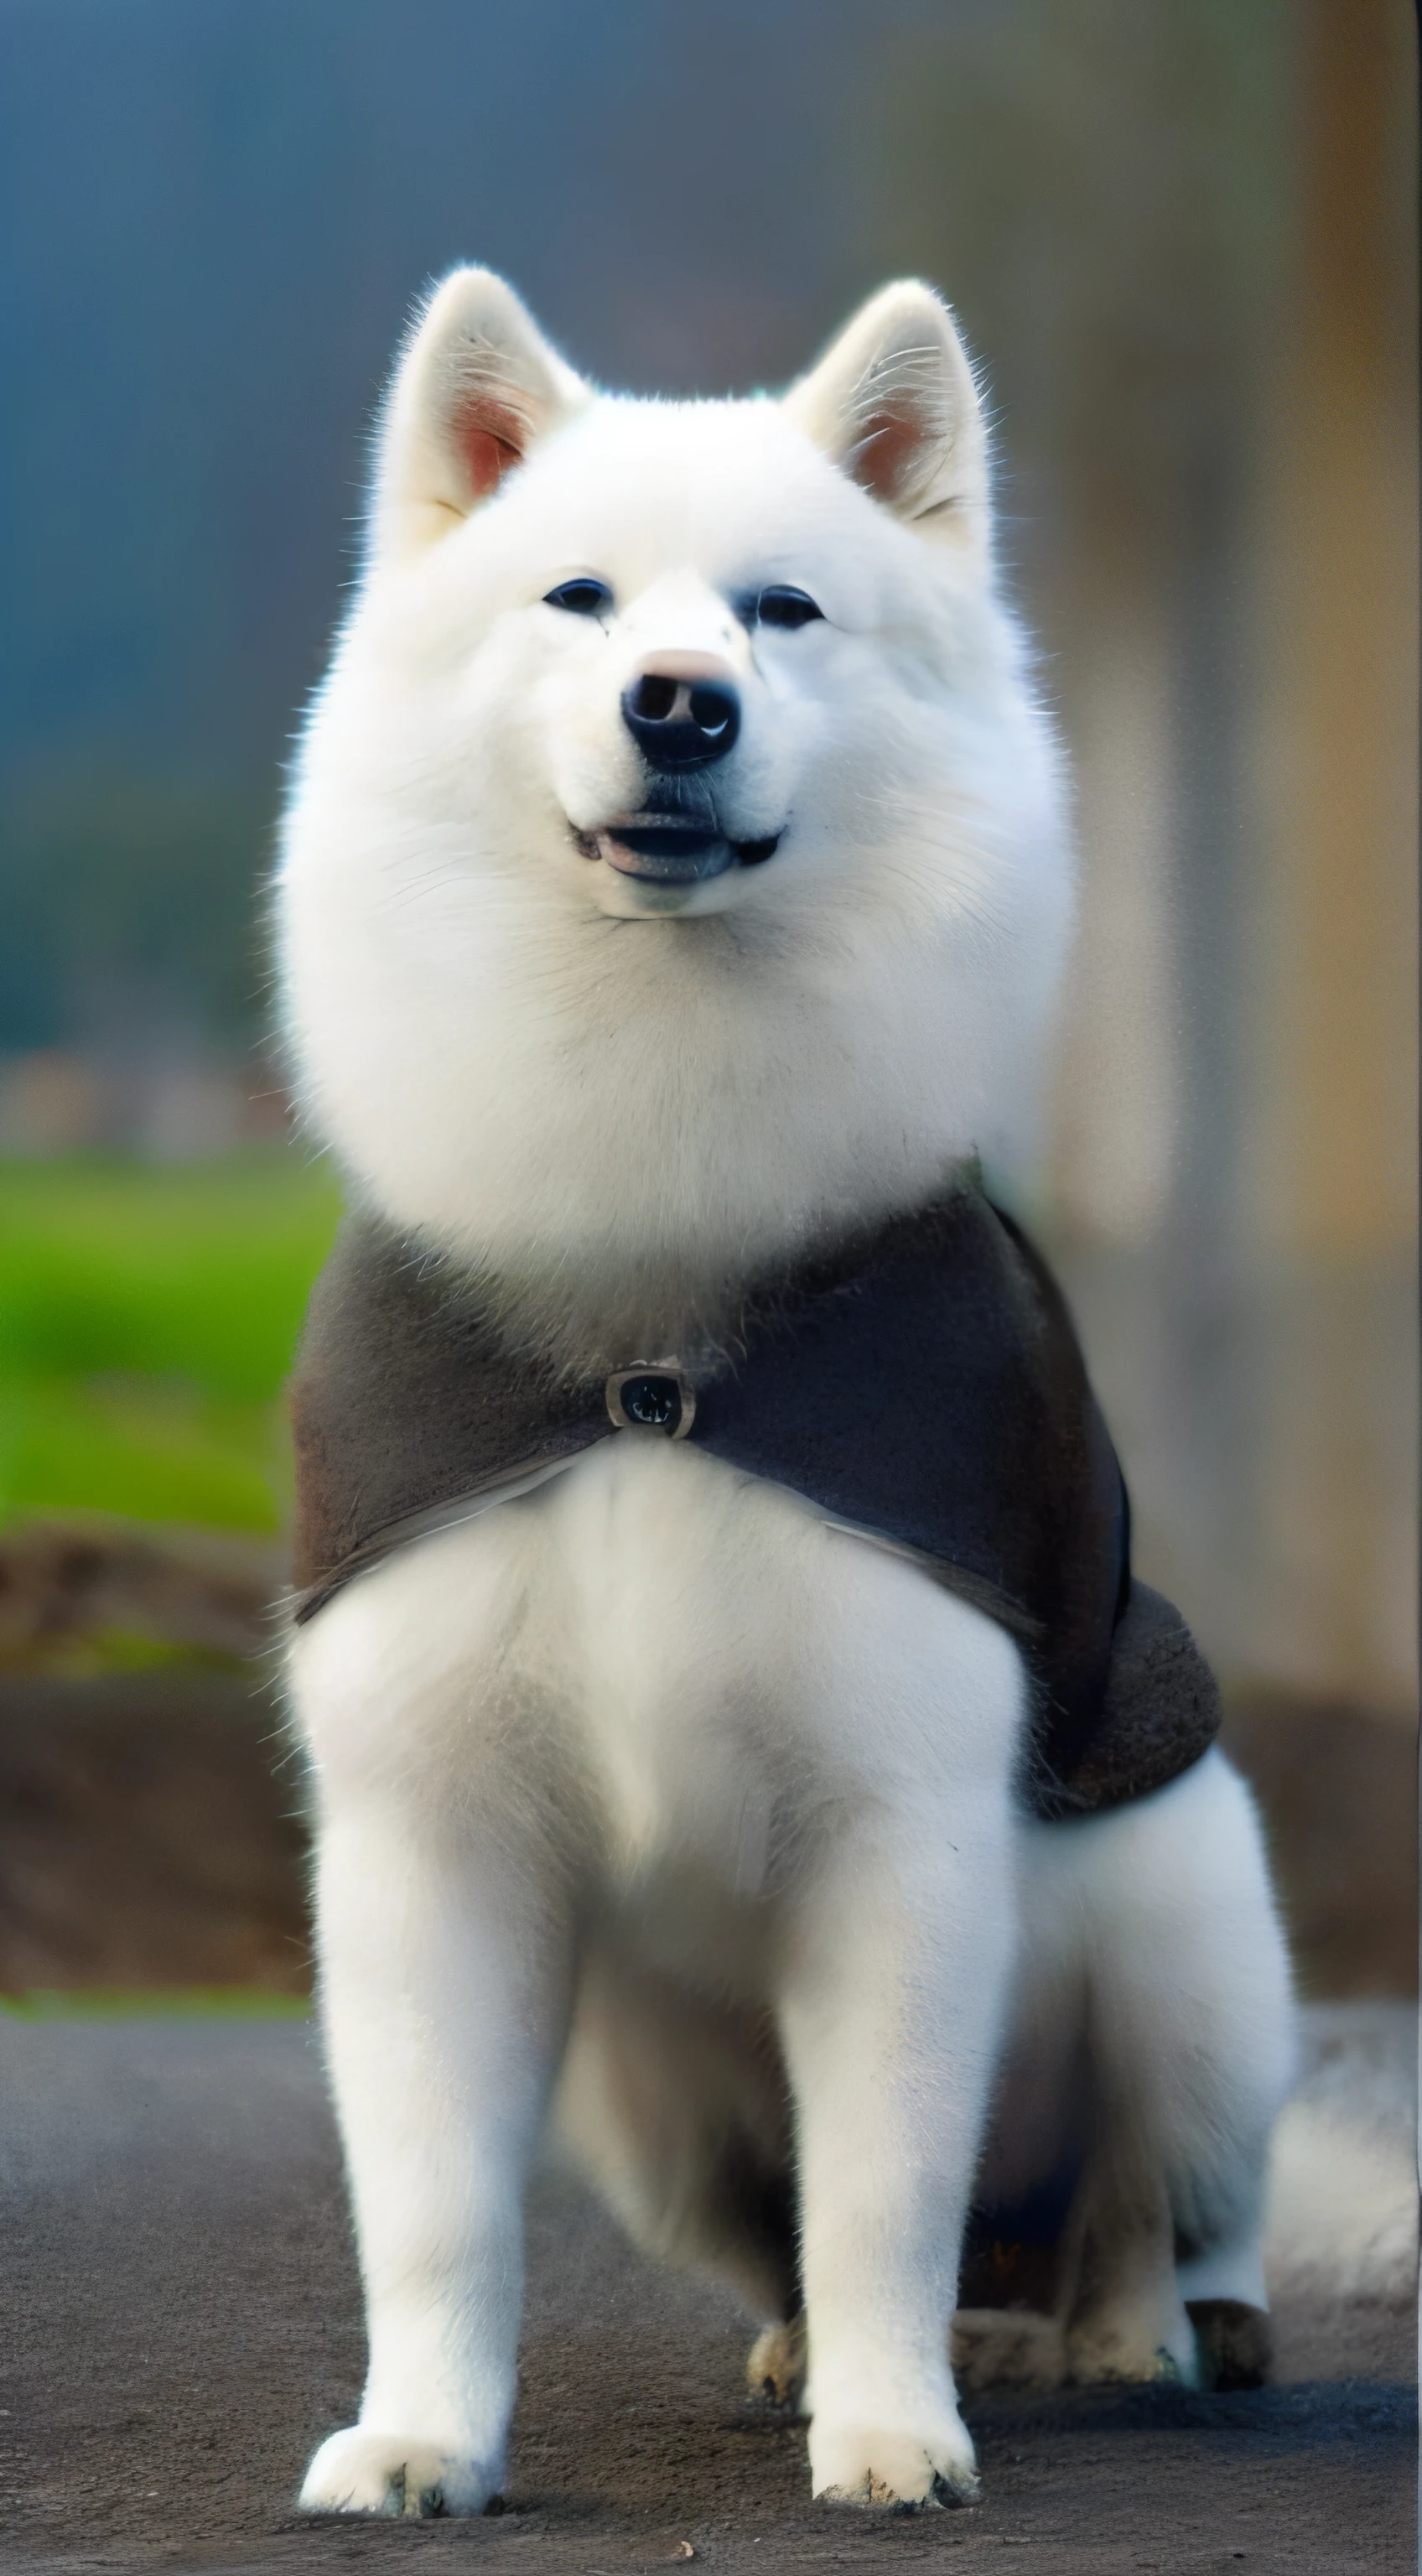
0 2012 1414 2576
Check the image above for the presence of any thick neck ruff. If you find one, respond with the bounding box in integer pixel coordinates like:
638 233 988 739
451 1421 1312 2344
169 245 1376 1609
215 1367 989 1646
288 1181 1219 1819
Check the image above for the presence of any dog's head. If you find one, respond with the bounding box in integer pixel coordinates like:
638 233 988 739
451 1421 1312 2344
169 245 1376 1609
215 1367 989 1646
279 273 1072 1348
350 268 1009 924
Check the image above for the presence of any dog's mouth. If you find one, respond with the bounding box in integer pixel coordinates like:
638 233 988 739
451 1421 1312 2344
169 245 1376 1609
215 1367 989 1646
576 815 781 885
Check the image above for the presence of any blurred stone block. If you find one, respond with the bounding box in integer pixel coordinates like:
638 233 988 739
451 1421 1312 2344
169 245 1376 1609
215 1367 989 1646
0 1048 294 1157
0 1517 283 1672
0 1673 309 1992
1222 1696 1417 2000
0 1052 112 1155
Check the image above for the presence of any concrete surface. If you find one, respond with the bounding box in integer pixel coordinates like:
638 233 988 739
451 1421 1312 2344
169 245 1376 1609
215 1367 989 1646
0 2007 1414 2575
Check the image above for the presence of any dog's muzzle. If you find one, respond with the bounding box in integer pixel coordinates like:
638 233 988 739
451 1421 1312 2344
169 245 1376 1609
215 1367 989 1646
590 652 780 882
594 814 780 883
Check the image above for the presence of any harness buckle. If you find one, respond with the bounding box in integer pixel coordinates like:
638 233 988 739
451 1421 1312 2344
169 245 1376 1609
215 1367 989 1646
605 1364 696 1439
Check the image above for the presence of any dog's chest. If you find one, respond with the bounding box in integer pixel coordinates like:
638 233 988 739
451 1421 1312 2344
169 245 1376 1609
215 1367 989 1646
298 1429 1015 1906
518 1435 943 1878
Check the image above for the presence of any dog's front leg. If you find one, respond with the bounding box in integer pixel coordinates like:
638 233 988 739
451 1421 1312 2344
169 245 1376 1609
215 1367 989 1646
778 1759 1016 2511
298 1789 571 2517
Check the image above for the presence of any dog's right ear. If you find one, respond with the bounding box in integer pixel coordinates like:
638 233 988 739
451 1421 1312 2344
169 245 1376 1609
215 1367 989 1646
783 281 988 561
370 267 589 557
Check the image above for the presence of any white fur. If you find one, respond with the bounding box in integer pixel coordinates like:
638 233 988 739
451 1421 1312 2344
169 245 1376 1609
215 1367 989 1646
279 270 1295 2517
1264 2004 1417 2323
278 271 1067 1367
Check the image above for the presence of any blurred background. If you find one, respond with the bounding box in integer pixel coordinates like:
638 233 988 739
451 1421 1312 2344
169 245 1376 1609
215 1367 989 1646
0 0 1414 2000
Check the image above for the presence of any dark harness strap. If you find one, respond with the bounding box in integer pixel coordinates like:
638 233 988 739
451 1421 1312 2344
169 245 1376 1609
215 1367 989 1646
288 1186 1220 1819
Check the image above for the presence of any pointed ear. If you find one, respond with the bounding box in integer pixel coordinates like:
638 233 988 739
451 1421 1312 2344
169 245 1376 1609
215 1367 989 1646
371 267 589 555
783 282 989 556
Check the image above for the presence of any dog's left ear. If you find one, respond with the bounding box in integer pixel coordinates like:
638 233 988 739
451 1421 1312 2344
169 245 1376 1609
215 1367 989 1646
783 282 988 557
370 267 590 557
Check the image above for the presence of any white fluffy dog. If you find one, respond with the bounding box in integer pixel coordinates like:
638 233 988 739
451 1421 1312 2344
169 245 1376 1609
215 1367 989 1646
277 269 1295 2518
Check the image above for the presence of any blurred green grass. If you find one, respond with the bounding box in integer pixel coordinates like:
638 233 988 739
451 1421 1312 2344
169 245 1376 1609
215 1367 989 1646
0 1151 343 1533
0 1988 312 2019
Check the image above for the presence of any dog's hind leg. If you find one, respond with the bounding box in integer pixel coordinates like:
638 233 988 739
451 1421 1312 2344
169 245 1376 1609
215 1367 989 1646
1022 1748 1296 2388
553 1945 800 2341
1056 2112 1195 2384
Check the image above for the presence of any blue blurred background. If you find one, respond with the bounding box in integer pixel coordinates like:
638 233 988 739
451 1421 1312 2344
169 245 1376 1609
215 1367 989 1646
0 0 1313 1081
0 0 1414 1988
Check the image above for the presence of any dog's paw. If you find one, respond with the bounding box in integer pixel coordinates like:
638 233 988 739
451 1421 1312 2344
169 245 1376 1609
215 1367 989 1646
810 2412 978 2511
747 2314 807 2407
1066 2307 1198 2389
298 2427 500 2518
1186 2298 1273 2391
951 2307 1065 2393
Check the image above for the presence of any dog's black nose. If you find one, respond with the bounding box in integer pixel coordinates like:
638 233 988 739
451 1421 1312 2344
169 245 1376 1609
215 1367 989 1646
621 669 740 770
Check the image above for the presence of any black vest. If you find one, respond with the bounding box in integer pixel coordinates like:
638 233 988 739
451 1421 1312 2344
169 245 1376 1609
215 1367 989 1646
288 1186 1220 1820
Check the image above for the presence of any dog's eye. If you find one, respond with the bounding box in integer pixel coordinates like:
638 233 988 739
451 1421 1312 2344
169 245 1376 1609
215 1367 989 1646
755 585 823 631
543 578 613 616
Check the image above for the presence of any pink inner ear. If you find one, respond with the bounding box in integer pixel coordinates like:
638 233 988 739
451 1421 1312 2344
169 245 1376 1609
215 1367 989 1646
454 395 527 500
854 403 925 505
